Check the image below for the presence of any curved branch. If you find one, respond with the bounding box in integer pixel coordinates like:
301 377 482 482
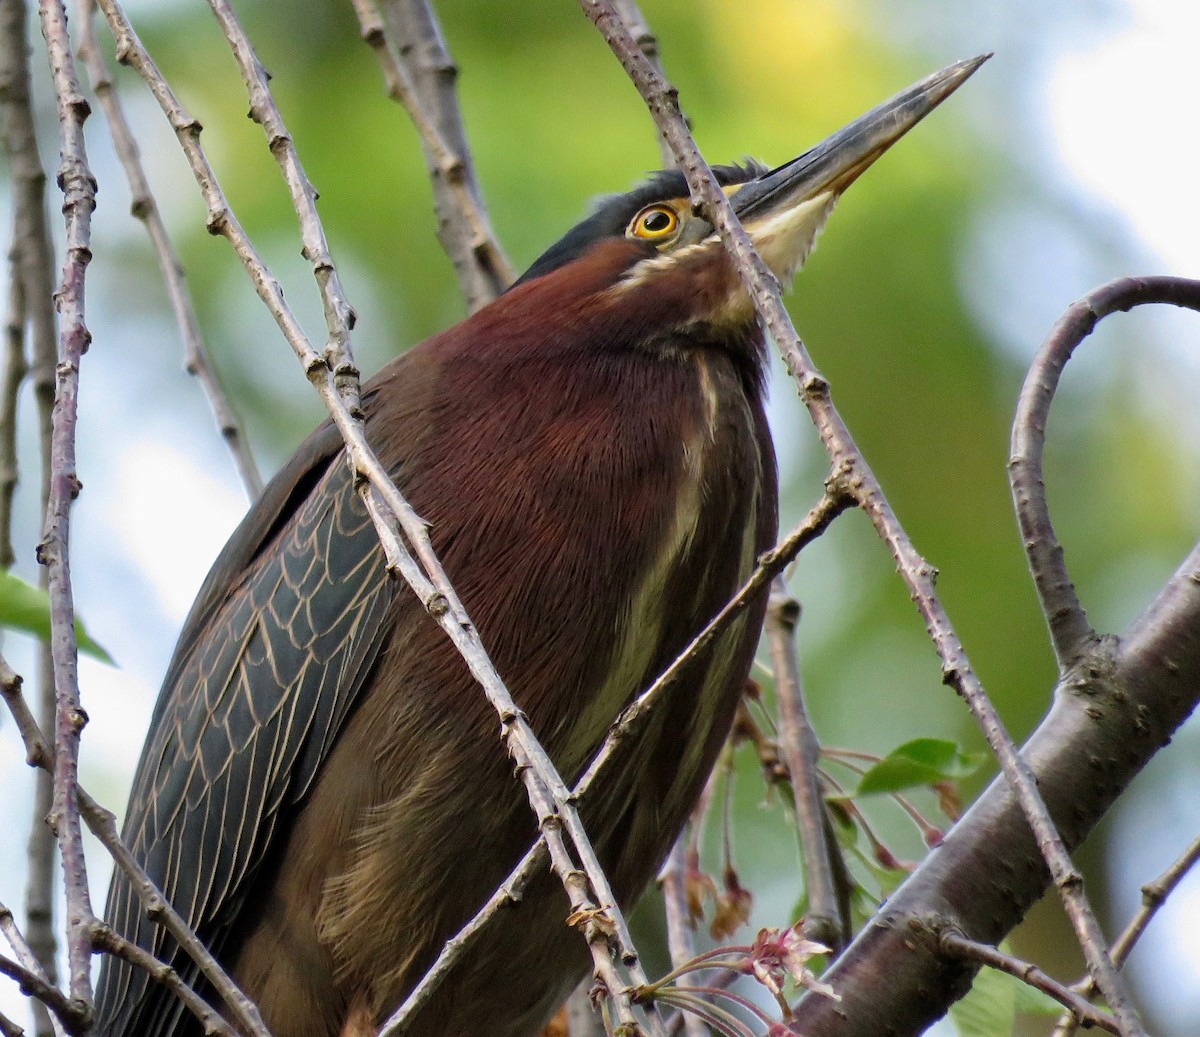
1010 275 1200 672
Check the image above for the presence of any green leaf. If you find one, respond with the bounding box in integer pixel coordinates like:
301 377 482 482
950 963 1016 1037
0 571 114 664
855 738 984 796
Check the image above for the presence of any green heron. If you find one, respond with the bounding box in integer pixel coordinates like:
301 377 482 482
93 57 983 1037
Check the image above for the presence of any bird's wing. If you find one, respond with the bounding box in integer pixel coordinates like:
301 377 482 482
94 397 405 1036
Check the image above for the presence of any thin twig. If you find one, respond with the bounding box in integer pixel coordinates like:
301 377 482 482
87 922 238 1037
928 926 1118 1035
0 6 63 1031
0 1009 24 1037
765 579 846 950
1010 275 1200 673
0 245 25 569
205 0 361 409
74 0 262 499
607 0 675 168
575 11 1146 1033
658 839 709 1037
367 0 513 310
585 492 847 780
1053 833 1200 1037
0 900 71 1037
0 949 81 1035
34 0 99 1009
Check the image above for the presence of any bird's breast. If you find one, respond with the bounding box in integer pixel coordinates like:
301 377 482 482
561 350 758 766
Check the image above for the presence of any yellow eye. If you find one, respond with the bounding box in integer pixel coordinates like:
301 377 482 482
630 205 679 240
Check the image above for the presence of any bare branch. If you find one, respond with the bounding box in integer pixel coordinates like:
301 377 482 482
0 245 25 569
765 580 846 950
0 899 71 1037
1054 832 1200 1037
89 3 658 1026
368 0 513 310
205 0 362 407
87 923 239 1037
1112 832 1200 972
381 491 844 1032
658 839 709 1037
0 0 57 479
33 0 100 1009
74 0 263 499
925 926 1118 1035
0 945 80 1035
606 0 675 168
1010 275 1200 672
0 8 64 1030
352 0 512 308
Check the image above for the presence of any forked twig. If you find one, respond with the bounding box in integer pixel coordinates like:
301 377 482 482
1053 832 1200 1037
0 900 70 1037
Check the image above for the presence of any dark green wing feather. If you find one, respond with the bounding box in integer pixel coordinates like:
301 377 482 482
94 406 403 1036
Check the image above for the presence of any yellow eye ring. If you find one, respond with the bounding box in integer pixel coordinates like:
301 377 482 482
629 205 679 240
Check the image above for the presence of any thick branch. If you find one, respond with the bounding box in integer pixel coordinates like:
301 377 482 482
784 536 1200 1035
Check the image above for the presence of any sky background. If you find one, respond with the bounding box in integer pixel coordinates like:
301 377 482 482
2 0 1199 1033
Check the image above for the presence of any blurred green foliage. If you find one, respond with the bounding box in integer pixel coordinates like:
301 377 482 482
68 0 1200 1033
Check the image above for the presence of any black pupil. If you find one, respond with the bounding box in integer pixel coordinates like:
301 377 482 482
643 210 672 233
